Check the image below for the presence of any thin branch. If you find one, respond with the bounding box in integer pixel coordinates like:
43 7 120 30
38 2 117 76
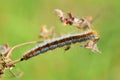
6 41 42 58
6 59 21 66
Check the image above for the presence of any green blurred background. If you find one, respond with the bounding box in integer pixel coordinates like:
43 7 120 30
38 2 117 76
0 0 120 80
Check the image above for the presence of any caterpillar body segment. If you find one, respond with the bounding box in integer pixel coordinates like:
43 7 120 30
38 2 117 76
22 30 98 60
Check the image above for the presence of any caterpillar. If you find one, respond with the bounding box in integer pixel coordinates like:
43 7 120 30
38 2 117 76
21 30 99 60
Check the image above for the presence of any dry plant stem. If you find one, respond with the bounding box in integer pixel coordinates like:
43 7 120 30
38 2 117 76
6 59 21 66
6 41 42 58
8 69 18 78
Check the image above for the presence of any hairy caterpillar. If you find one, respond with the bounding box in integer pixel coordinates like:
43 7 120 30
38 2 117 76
21 30 98 60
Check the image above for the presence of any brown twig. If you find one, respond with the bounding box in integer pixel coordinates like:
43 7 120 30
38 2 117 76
6 41 42 58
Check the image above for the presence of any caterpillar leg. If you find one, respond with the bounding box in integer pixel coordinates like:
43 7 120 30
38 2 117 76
64 45 71 51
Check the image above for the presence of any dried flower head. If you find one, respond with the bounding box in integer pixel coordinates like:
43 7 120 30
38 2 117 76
39 25 55 40
54 9 93 30
54 9 64 17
